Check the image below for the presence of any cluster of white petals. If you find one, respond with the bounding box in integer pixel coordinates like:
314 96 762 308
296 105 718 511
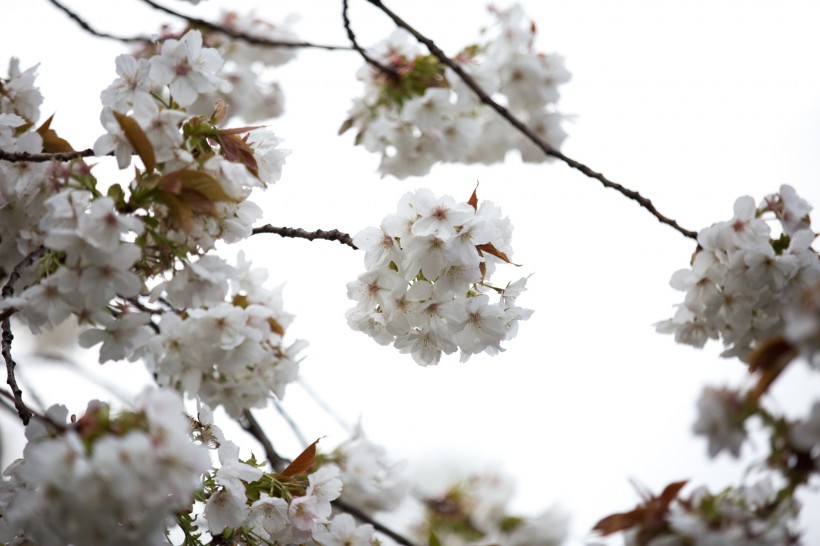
419 472 569 546
0 389 211 546
141 253 305 417
0 60 51 275
197 443 375 546
139 12 300 124
347 188 532 365
636 479 799 546
341 4 569 178
691 386 748 458
657 185 820 362
330 428 411 513
0 34 294 421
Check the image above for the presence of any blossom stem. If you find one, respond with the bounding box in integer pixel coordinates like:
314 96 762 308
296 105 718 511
251 224 358 249
364 0 698 240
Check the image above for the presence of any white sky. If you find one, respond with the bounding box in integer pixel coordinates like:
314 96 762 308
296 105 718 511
2 0 820 543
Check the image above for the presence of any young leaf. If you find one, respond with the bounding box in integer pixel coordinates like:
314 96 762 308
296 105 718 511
476 243 517 265
36 114 74 153
112 110 156 173
281 438 322 477
467 182 479 211
217 130 259 178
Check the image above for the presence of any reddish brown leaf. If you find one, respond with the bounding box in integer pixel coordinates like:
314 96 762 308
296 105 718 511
748 336 798 401
180 189 216 216
160 192 193 233
658 480 688 505
212 99 228 125
748 335 796 374
112 110 156 172
159 169 235 202
476 243 517 265
37 114 74 153
219 125 265 135
467 182 479 211
338 117 354 136
281 438 321 477
217 131 259 178
180 170 235 202
593 510 645 536
267 317 285 338
593 480 688 538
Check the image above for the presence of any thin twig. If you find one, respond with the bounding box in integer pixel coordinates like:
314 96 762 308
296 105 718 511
46 0 151 43
241 409 291 472
271 397 309 448
2 247 46 425
364 0 698 241
0 148 96 163
342 0 399 79
252 225 357 249
0 388 65 431
139 0 352 51
333 497 419 546
297 375 355 435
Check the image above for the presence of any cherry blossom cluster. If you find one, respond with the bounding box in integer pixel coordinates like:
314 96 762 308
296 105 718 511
0 59 48 275
596 479 799 546
340 4 570 178
347 188 533 365
418 472 568 546
0 388 211 546
182 413 378 546
656 185 820 362
136 11 300 124
323 427 411 513
1 32 295 418
139 252 306 417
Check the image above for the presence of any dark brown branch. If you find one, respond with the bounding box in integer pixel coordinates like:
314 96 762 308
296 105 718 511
46 0 150 43
333 498 419 546
0 148 96 163
252 225 358 249
241 409 290 473
139 0 352 51
2 248 46 425
0 388 64 430
342 0 399 79
364 0 698 241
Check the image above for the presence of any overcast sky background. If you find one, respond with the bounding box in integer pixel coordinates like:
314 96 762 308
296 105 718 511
2 0 820 543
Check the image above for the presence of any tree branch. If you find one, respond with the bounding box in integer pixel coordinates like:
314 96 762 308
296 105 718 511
364 0 698 241
0 148 96 163
333 497 419 546
0 388 63 430
139 0 352 52
46 0 150 43
2 248 46 425
342 0 399 79
252 225 358 249
241 409 291 473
